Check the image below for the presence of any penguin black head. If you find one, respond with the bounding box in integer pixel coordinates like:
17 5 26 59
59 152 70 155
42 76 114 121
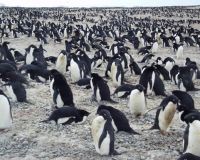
135 84 145 92
78 109 90 117
0 89 5 95
177 104 188 112
97 109 112 121
60 50 67 55
50 69 60 76
183 112 200 124
91 73 101 80
167 95 179 105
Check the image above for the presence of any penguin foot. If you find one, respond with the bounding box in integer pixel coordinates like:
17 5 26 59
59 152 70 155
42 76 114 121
160 130 167 135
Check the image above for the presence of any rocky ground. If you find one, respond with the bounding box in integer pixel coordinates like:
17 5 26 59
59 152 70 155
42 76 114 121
1 9 200 160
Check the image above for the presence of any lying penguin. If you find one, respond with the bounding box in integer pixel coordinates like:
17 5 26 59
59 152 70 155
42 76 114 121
41 106 89 125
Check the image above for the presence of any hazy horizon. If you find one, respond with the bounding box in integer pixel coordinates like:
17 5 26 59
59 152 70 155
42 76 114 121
0 0 200 8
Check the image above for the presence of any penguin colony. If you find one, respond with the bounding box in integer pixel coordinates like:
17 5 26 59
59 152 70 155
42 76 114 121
0 6 200 160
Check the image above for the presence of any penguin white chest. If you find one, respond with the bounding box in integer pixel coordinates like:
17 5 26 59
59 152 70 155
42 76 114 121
158 102 177 132
96 87 101 102
70 59 81 82
56 54 67 75
111 63 120 87
152 42 158 53
56 93 64 108
186 121 200 156
6 85 17 101
91 117 110 155
147 71 155 95
0 95 12 129
165 61 173 73
26 47 34 64
129 90 146 116
50 79 54 97
176 46 183 59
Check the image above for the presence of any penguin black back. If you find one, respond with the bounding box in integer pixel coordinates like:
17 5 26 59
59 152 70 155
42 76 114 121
97 105 139 134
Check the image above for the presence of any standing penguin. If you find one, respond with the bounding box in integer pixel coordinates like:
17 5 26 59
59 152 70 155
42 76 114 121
176 44 184 59
150 95 179 135
128 84 146 117
25 45 37 65
91 109 119 156
56 50 67 75
151 40 159 54
182 112 200 157
0 90 12 130
69 53 89 83
110 58 124 87
90 73 116 103
50 69 74 108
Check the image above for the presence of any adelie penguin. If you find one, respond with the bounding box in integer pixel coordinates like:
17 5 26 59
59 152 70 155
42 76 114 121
69 53 89 83
50 69 74 108
56 50 67 75
110 58 124 87
150 95 179 135
182 112 200 157
0 89 12 130
97 105 139 134
91 109 119 156
41 106 90 125
128 84 146 117
90 73 117 103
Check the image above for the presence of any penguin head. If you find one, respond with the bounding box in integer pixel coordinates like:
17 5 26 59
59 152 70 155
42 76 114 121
177 104 191 112
183 112 200 124
135 84 145 92
96 109 112 122
60 50 67 56
78 109 90 117
185 57 191 63
91 73 102 81
167 95 179 105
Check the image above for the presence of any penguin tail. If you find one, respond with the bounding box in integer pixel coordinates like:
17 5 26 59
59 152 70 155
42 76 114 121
149 125 159 130
108 99 118 104
126 128 141 135
40 119 49 123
